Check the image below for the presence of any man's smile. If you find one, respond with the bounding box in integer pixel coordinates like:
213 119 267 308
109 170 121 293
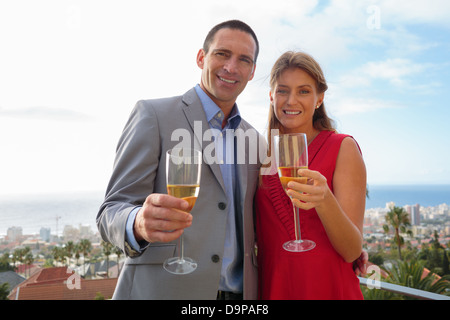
218 76 238 84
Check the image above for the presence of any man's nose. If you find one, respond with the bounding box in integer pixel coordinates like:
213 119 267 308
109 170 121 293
223 57 238 74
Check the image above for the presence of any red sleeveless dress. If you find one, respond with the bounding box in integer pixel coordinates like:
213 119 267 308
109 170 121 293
255 131 363 300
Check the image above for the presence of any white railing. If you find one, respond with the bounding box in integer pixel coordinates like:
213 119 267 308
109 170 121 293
358 277 450 300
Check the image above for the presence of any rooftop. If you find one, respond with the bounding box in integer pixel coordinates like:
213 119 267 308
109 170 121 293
8 267 117 300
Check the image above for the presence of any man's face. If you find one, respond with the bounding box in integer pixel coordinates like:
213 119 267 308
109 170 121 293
196 28 257 111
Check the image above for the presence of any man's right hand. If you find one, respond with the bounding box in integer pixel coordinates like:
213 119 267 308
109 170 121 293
133 193 193 243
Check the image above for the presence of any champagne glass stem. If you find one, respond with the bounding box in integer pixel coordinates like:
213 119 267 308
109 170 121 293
293 205 302 242
179 234 185 263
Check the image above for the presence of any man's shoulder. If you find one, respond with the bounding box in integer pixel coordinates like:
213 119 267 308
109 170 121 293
134 88 198 111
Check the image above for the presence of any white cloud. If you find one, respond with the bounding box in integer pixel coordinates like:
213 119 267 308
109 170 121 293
362 58 427 85
334 58 439 94
378 0 450 28
0 0 448 194
0 106 92 121
327 95 403 116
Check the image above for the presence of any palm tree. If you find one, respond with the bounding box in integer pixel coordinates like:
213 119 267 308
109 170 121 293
51 246 67 266
384 260 450 299
114 246 123 277
12 248 22 271
12 247 32 275
74 244 81 266
363 260 450 300
383 206 412 260
101 241 113 278
24 251 34 278
65 241 75 263
78 239 92 275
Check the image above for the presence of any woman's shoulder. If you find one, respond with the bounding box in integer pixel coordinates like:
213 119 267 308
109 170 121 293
325 131 361 151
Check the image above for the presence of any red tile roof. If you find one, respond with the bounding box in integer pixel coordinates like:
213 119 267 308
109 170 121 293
8 267 117 300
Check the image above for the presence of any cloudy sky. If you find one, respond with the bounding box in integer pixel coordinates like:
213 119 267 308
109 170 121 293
0 0 449 195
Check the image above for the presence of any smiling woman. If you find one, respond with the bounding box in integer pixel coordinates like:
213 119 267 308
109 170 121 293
267 51 335 144
255 50 366 299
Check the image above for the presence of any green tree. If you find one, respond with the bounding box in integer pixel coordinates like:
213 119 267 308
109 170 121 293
94 292 105 300
0 253 13 272
51 246 68 266
443 250 449 276
12 248 22 270
65 241 75 260
79 239 92 275
74 243 81 266
101 241 113 278
363 260 450 300
0 283 10 300
383 206 412 260
114 246 123 277
24 250 34 277
384 260 450 299
12 247 32 275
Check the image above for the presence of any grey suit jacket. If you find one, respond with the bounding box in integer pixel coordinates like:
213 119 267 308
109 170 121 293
97 88 265 299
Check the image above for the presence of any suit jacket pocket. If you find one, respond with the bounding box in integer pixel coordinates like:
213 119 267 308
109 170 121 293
125 244 176 265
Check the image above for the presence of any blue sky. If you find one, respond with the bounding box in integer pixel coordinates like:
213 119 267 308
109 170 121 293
0 0 449 195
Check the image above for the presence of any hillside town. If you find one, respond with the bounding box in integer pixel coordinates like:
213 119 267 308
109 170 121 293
364 202 450 251
0 224 121 300
1 201 449 300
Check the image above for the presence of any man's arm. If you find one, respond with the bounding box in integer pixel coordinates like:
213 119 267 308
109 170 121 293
96 100 161 256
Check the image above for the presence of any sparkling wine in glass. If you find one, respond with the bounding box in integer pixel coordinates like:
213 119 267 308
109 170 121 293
274 133 316 252
163 147 201 274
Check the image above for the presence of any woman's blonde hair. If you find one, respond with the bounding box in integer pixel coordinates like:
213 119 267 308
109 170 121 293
266 51 335 143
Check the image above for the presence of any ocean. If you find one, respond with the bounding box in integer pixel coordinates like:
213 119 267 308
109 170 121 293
0 185 449 236
0 191 104 236
365 184 450 209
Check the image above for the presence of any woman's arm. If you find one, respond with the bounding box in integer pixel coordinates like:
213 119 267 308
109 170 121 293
287 137 366 262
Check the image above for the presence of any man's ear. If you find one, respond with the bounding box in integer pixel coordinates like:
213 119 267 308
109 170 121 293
196 49 205 69
248 64 256 81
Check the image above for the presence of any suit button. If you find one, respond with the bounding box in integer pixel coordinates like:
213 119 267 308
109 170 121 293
218 202 226 210
211 254 220 263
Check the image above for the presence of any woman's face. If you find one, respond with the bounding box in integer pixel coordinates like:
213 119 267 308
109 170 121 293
271 68 324 135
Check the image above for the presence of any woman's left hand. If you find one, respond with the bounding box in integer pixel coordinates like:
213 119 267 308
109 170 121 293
286 168 330 210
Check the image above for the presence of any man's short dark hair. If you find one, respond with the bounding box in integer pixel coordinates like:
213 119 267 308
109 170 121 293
203 20 259 63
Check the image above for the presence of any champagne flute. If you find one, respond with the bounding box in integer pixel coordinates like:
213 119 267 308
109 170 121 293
274 133 316 252
163 147 202 274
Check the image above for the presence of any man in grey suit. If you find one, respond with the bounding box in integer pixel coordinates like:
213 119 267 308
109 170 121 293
97 20 265 300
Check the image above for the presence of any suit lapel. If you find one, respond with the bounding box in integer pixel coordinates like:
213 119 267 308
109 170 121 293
181 88 226 193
